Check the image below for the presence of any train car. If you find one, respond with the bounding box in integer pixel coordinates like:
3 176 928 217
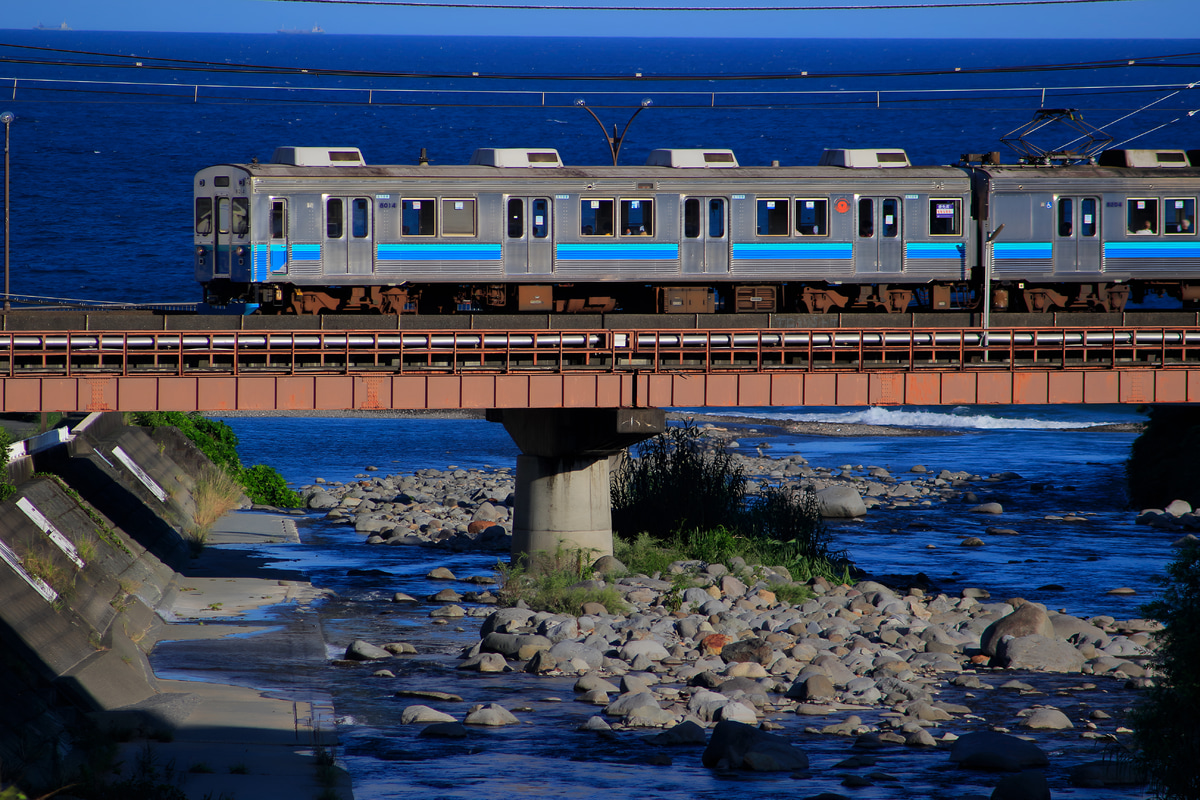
967 148 1200 313
193 145 975 314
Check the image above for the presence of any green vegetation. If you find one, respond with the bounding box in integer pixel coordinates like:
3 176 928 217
611 422 845 577
0 425 16 503
36 473 131 556
1133 541 1200 799
130 412 301 507
1127 405 1200 509
497 547 628 615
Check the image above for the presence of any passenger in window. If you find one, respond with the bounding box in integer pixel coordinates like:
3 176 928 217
1182 218 1193 234
1132 219 1155 235
1059 222 1072 237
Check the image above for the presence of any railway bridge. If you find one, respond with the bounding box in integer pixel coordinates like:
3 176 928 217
2 313 1196 559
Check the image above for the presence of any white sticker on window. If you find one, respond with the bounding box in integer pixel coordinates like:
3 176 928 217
590 200 600 209
1137 201 1146 209
455 201 464 210
1177 200 1185 208
1084 214 1093 223
631 200 640 209
885 215 894 224
534 216 544 225
805 201 815 208
766 201 776 209
412 201 421 209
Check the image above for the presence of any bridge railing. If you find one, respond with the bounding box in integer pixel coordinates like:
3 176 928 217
0 327 1195 378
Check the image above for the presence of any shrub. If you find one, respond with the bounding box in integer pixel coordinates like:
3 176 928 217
1127 406 1200 509
611 422 843 578
241 464 303 507
1132 541 1200 799
497 548 627 615
0 425 15 503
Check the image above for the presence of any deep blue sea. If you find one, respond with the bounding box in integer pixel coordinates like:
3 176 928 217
5 32 1194 799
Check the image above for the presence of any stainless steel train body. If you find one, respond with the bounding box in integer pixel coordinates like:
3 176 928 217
193 145 1200 314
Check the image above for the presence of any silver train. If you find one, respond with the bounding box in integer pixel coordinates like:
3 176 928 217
194 144 1200 314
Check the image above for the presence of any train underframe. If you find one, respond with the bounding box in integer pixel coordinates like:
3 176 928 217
206 278 1189 315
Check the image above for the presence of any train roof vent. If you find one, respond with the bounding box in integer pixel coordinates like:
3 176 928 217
469 148 563 167
1097 148 1191 168
818 148 911 168
270 147 365 167
644 149 739 168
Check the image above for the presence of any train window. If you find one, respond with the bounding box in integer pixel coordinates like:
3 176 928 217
1080 198 1097 237
402 199 436 236
352 198 370 239
271 200 287 239
796 199 827 236
214 176 230 187
1127 198 1158 235
581 199 614 236
442 199 476 236
508 199 523 238
621 199 653 236
685 199 701 238
757 199 788 236
709 199 725 238
929 199 960 236
1165 198 1196 234
882 199 899 238
858 198 874 238
326 198 344 239
532 199 549 238
231 198 249 235
217 198 230 235
195 198 213 236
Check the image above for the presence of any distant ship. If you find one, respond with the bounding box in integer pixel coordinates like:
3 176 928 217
278 25 325 34
34 21 72 31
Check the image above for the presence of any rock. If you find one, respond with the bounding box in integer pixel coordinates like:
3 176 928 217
786 674 835 701
524 649 558 674
961 537 986 547
464 703 520 726
1165 499 1193 516
574 674 620 694
720 637 772 665
649 720 707 745
344 639 392 661
400 705 457 724
382 642 417 655
969 502 1004 514
581 601 608 615
430 604 465 618
457 653 510 672
991 770 1051 800
417 722 468 738
995 634 1087 673
1020 707 1074 730
620 639 670 662
700 634 732 656
427 567 457 580
592 555 627 575
702 720 810 772
391 592 418 603
482 632 552 660
306 490 338 509
981 603 1056 656
816 486 867 518
605 691 662 718
949 731 1049 772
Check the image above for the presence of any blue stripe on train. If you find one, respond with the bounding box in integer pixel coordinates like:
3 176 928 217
1105 241 1200 259
994 242 1052 260
733 242 852 260
377 243 502 261
556 243 679 261
906 242 965 259
290 244 322 261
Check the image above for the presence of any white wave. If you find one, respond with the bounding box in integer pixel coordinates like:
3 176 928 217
700 406 1118 431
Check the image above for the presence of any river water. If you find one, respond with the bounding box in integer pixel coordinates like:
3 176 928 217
141 405 1176 799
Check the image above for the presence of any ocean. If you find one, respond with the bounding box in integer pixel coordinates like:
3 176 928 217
3 31 1194 798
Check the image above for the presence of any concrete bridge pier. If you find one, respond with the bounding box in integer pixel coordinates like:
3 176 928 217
486 408 665 565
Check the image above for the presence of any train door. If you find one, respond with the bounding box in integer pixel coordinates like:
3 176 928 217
1053 196 1100 273
269 198 288 274
855 196 902 273
503 197 552 274
681 197 728 273
324 196 373 275
214 195 249 278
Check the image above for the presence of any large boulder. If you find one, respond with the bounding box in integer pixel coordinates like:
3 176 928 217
992 770 1051 800
981 603 1056 656
816 486 867 518
994 635 1086 673
702 720 809 772
950 731 1049 772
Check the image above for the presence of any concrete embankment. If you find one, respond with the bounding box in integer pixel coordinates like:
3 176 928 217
0 412 350 799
